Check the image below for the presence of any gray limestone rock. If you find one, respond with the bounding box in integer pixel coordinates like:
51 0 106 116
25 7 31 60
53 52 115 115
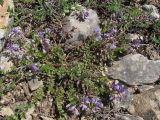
125 33 143 41
128 85 160 120
28 79 43 91
0 55 13 73
63 6 101 44
106 54 160 85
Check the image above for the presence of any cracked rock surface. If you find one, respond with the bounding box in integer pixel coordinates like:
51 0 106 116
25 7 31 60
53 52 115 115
106 54 160 85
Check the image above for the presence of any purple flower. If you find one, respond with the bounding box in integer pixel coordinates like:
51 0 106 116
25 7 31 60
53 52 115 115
37 32 45 39
95 101 103 108
108 27 117 34
110 81 125 93
9 27 21 37
103 27 117 37
6 42 19 51
43 39 50 46
82 96 90 104
92 106 100 113
80 104 88 111
110 42 117 49
11 27 19 33
91 97 100 104
17 54 23 59
92 27 102 40
28 64 39 72
91 97 103 109
45 28 51 33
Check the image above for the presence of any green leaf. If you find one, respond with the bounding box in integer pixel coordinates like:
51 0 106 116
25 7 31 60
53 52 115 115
40 64 52 73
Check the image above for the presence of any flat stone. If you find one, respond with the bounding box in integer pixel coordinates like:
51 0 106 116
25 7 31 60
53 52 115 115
0 107 14 116
106 54 160 85
28 79 43 91
0 92 14 105
21 81 31 97
128 85 160 120
0 55 13 73
63 6 100 44
125 33 143 41
115 114 144 120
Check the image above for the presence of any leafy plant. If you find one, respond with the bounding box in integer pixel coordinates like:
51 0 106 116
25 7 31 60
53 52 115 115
105 0 121 13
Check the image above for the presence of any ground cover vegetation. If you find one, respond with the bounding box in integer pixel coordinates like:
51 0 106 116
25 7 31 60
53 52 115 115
0 0 160 120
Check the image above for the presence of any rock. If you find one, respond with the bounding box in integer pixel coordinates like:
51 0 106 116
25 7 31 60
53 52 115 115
137 85 154 93
21 81 31 98
0 107 14 116
28 79 43 91
128 85 160 120
145 44 160 60
142 5 160 19
63 6 101 44
115 114 144 120
106 54 160 85
0 0 14 51
0 55 13 73
125 33 143 41
0 92 15 105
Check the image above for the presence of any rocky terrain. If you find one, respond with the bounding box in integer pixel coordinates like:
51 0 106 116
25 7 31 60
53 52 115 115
0 0 160 120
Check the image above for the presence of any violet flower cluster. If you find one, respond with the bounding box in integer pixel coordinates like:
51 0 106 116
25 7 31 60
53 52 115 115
92 27 118 41
103 27 117 37
28 64 39 73
109 80 126 101
36 28 51 53
6 42 19 52
66 96 103 116
9 26 21 37
92 27 102 40
5 27 26 59
80 96 103 113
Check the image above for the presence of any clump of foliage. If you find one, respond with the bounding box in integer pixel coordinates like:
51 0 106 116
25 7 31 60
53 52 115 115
1 0 160 119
